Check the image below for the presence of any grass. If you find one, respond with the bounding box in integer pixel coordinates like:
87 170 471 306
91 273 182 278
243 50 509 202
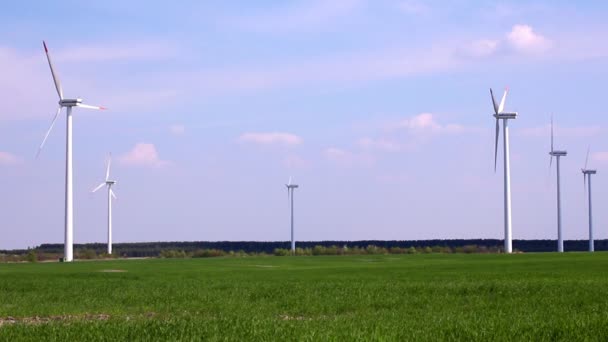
1 253 608 341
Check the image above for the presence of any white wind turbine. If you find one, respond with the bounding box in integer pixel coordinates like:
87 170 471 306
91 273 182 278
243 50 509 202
92 154 117 255
549 116 567 252
286 177 299 254
37 41 106 262
581 148 597 252
490 87 518 254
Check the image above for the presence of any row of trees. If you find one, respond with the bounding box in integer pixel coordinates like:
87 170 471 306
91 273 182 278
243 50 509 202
156 244 505 259
2 239 605 262
0 248 118 263
273 244 504 256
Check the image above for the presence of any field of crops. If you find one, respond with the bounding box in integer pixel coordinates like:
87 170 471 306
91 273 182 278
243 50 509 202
1 253 608 341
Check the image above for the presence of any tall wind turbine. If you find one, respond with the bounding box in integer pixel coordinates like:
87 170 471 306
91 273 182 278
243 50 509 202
490 87 518 254
92 154 117 255
37 41 106 262
286 177 299 255
549 117 567 252
581 148 597 252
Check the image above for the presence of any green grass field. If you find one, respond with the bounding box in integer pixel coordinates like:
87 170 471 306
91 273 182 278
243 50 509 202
1 253 608 341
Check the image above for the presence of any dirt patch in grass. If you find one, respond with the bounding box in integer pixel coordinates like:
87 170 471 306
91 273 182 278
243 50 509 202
253 265 278 268
278 314 308 321
98 269 128 273
0 314 110 326
0 312 159 326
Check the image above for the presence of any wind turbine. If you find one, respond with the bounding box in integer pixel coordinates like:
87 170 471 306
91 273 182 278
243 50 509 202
286 177 299 255
37 41 106 262
549 116 567 252
92 154 117 255
490 87 518 254
581 148 597 252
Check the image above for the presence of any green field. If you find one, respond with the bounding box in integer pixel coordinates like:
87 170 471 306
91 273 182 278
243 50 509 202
1 253 608 341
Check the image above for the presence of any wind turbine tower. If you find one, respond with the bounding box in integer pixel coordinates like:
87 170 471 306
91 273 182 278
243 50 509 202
37 41 106 262
490 87 518 254
286 177 299 254
582 149 597 252
549 117 567 252
92 154 118 255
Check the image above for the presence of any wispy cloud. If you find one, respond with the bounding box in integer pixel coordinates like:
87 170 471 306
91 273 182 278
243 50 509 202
357 137 401 152
391 113 467 134
53 41 177 63
222 0 362 33
464 39 500 58
324 147 373 167
0 152 22 165
519 124 601 138
238 132 302 146
169 124 185 135
283 155 310 169
118 143 169 168
592 152 608 163
191 25 559 96
395 1 430 15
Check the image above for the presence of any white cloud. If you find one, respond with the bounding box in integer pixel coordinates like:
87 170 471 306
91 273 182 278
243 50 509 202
118 143 169 168
0 152 22 165
238 132 302 146
393 113 466 134
169 124 185 135
358 137 401 152
506 24 551 53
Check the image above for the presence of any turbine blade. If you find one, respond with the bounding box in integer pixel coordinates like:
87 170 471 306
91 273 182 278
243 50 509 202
92 182 105 193
77 103 107 110
550 155 553 168
490 88 498 114
494 118 500 172
43 41 63 100
105 154 112 181
550 115 554 152
585 146 590 170
110 189 117 200
36 106 62 158
288 176 292 186
498 87 508 113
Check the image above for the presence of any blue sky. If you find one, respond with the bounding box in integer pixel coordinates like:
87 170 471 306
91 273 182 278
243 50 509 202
1 1 608 249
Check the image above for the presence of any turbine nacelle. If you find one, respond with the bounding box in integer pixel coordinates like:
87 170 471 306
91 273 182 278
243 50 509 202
286 184 299 189
582 169 597 175
59 98 83 107
494 113 518 119
549 151 567 157
106 180 117 185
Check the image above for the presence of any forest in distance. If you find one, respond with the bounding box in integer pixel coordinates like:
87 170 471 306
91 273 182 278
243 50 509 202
1 239 606 261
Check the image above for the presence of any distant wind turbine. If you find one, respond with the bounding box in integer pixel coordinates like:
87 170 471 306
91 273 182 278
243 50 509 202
92 154 118 255
37 41 106 262
581 148 597 252
549 116 567 252
490 87 518 254
286 177 299 255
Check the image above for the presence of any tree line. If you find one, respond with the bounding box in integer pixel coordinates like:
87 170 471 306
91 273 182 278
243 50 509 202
1 239 606 261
